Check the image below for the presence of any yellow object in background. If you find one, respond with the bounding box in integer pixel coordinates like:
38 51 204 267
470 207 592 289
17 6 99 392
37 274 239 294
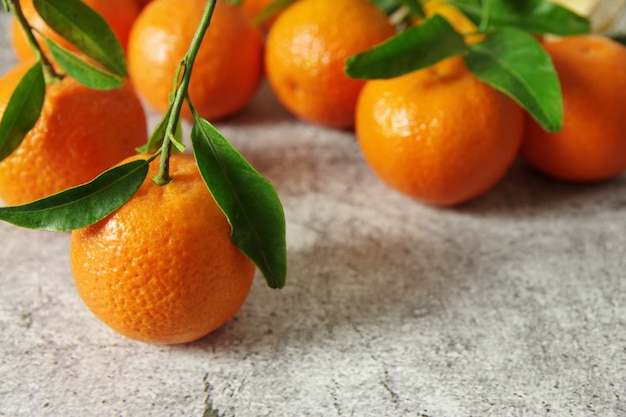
553 0 597 15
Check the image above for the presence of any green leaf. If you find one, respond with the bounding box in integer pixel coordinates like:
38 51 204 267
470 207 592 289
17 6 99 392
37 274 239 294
346 14 468 79
137 107 184 154
168 132 185 153
45 37 124 90
0 62 45 162
32 0 126 76
370 0 403 15
191 117 287 289
450 0 590 35
0 159 148 231
612 34 626 46
464 27 562 132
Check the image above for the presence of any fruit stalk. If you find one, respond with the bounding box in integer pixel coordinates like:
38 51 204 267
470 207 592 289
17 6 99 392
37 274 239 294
153 0 218 185
478 0 493 32
6 0 61 84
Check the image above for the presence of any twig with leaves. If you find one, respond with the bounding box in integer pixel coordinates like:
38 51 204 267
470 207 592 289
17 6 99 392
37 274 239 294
0 0 287 289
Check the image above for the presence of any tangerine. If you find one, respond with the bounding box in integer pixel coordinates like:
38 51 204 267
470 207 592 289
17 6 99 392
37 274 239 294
127 0 264 121
10 0 140 60
70 153 256 345
355 57 524 206
264 0 396 128
0 60 148 205
521 35 626 182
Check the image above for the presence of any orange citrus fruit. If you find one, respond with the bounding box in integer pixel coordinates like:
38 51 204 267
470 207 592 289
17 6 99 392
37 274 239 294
70 153 256 345
521 35 626 182
355 57 524 206
127 0 264 121
264 0 396 128
10 0 140 60
0 60 148 205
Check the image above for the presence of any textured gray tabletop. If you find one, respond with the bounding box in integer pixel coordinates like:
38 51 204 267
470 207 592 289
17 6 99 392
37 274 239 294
1 9 625 417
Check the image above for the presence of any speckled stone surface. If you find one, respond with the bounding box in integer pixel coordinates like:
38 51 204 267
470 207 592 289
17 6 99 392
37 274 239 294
1 10 626 417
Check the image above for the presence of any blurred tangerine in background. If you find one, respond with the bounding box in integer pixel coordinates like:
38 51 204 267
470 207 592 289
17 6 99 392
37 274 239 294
264 0 396 129
127 0 264 122
521 35 626 182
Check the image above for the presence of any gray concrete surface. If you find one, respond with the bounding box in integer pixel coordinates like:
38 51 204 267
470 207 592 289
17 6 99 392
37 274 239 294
1 9 625 417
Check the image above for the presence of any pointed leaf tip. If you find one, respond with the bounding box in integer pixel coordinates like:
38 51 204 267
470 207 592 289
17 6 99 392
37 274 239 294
464 27 563 132
0 62 45 162
33 0 127 76
0 159 149 231
191 117 287 289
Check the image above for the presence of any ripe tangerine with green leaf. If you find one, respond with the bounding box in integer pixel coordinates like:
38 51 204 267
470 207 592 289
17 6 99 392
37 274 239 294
355 57 524 206
70 153 257 345
127 0 264 121
0 0 286 347
0 60 148 205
